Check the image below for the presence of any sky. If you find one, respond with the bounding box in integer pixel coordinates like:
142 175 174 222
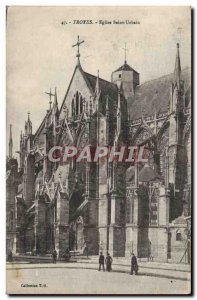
6 6 191 156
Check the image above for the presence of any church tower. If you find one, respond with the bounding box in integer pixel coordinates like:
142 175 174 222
111 48 139 104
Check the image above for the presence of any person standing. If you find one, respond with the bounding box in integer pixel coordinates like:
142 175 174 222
98 252 105 271
64 248 71 262
105 253 113 272
130 253 138 275
84 244 89 258
86 245 88 258
52 249 57 264
7 250 13 262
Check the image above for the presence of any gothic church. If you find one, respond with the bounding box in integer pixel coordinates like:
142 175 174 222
6 39 191 263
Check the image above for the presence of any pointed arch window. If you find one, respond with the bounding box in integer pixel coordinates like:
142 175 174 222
86 101 88 113
80 96 83 114
76 92 79 115
72 91 85 117
72 98 75 116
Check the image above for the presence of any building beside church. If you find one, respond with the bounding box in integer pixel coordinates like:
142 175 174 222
6 40 191 263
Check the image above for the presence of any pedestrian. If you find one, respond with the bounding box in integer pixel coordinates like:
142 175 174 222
105 252 113 272
7 250 13 262
86 245 88 258
98 252 105 271
130 253 138 275
52 249 57 264
64 248 71 262
150 254 154 262
84 244 88 258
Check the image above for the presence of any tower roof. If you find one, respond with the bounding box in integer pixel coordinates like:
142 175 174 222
95 70 100 95
9 124 13 159
114 62 139 74
174 43 181 84
26 112 32 126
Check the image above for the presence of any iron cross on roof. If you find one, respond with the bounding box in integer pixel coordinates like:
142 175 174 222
72 35 85 65
45 88 55 110
122 42 128 64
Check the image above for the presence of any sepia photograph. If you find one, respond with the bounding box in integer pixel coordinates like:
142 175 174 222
6 6 191 295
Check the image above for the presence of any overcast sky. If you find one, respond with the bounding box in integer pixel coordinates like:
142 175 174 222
6 6 191 156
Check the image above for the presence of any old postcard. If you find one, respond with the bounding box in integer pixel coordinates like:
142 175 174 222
6 6 191 294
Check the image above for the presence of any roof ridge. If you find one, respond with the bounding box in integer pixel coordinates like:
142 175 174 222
138 66 190 88
114 62 139 73
34 112 49 139
84 71 117 87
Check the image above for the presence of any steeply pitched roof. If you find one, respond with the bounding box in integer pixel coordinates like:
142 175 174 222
129 67 191 120
174 43 181 85
138 164 160 182
84 71 118 102
59 65 95 117
114 62 139 73
59 66 118 118
34 112 48 140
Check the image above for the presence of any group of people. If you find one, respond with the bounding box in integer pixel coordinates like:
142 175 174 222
99 252 113 272
52 248 138 275
99 252 138 275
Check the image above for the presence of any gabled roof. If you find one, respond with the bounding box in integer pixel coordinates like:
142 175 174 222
59 65 95 116
59 64 119 120
129 67 191 120
138 164 160 182
84 71 118 103
114 62 139 73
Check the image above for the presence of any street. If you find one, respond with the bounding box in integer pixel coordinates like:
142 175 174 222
6 262 191 294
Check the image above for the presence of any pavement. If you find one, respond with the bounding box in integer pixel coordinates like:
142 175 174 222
8 255 191 281
6 263 191 295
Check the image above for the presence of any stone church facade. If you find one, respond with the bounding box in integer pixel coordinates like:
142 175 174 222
6 42 191 263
